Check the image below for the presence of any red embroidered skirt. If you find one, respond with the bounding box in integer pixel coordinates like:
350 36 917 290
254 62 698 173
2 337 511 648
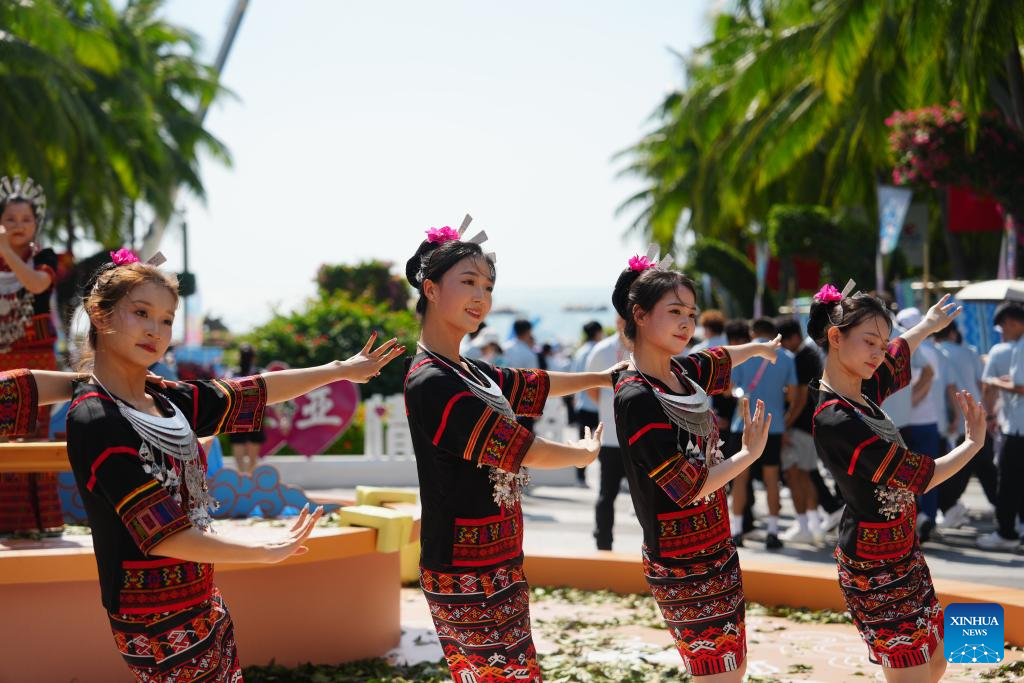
643 542 746 676
420 561 542 683
0 343 63 533
108 587 242 683
835 544 943 668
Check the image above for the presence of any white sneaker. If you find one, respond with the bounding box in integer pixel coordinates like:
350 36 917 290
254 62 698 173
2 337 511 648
781 526 816 544
939 501 969 529
977 531 1019 551
820 506 844 532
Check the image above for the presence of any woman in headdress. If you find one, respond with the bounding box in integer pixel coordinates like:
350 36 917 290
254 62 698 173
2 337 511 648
64 249 405 681
809 283 985 682
403 217 618 682
610 248 779 681
0 175 64 534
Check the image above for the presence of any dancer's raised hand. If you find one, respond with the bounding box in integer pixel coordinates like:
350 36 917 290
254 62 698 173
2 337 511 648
922 294 962 334
573 423 604 467
957 391 987 448
340 332 407 383
259 504 324 563
740 398 772 458
753 335 782 363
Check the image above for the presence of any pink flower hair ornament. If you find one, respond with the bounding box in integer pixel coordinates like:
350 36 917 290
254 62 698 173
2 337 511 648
814 284 843 304
425 226 460 245
628 254 656 272
109 247 140 266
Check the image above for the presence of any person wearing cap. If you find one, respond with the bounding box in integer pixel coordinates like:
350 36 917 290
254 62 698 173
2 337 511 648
978 302 1024 550
895 306 946 542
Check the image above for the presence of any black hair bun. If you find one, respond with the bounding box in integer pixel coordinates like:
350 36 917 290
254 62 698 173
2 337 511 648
611 268 642 319
806 298 832 346
405 240 439 288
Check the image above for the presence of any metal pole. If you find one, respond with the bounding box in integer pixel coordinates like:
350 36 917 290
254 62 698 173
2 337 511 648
182 217 190 343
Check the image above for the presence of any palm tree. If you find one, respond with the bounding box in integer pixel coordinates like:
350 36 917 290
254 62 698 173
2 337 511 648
621 0 1024 279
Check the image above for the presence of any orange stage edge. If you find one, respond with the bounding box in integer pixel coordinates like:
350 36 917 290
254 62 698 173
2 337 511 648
0 526 401 683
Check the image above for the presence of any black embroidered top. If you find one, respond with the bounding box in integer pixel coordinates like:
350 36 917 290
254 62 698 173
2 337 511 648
812 338 935 562
613 347 733 560
65 376 267 614
404 352 549 572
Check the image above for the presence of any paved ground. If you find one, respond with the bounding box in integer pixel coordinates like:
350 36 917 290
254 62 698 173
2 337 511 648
313 468 1024 590
392 587 1024 682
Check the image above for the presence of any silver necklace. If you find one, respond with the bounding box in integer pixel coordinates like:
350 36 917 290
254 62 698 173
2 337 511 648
630 354 723 466
818 380 906 448
819 380 913 520
91 375 217 530
417 342 530 508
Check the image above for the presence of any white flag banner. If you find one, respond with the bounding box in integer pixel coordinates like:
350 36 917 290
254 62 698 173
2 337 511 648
878 184 914 255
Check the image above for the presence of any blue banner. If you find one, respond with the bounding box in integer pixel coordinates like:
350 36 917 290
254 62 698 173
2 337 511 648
878 184 914 255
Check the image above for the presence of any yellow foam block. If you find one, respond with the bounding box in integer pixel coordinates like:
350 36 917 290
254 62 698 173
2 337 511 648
355 486 418 507
338 505 413 554
400 540 422 584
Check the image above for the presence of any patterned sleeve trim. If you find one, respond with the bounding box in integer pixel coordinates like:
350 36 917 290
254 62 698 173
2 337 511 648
504 368 550 418
878 337 911 400
0 369 38 437
696 346 733 396
466 410 535 473
211 375 267 434
649 452 709 508
116 479 191 555
883 449 935 494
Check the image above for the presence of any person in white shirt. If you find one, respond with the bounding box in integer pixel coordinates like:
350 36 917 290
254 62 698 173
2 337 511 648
586 318 628 550
501 319 541 431
979 302 1024 550
571 321 605 486
895 307 945 542
934 322 996 528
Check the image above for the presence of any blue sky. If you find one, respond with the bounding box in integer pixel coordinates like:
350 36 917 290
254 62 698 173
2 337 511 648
156 1 711 333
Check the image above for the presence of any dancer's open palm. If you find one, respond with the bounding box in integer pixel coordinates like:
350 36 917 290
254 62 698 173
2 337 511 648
342 332 406 383
740 398 772 459
573 423 604 468
957 391 987 447
260 504 324 563
923 294 962 333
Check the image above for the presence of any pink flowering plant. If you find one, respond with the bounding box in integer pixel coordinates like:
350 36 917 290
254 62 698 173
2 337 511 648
887 102 1024 219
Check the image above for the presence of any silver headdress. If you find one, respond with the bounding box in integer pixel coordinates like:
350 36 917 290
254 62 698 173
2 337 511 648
0 176 47 228
416 214 496 285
